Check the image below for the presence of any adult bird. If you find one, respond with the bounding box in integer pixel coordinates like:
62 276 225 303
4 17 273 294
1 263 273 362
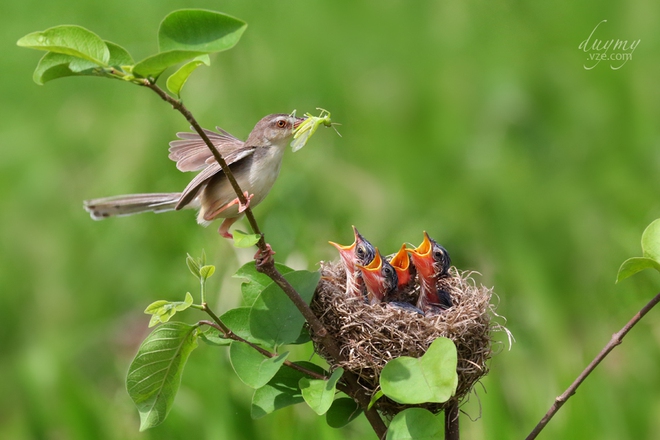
84 114 305 238
329 226 376 297
407 231 453 311
357 248 398 305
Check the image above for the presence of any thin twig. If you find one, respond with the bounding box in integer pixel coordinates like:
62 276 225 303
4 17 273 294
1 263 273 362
143 81 387 438
198 319 329 382
526 291 660 440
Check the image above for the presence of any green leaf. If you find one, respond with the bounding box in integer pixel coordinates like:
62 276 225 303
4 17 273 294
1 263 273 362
299 368 344 415
251 361 325 419
126 322 200 431
220 307 261 344
386 408 443 440
158 9 247 53
145 301 169 328
642 219 660 262
229 341 289 389
199 328 231 346
132 9 247 78
33 59 76 84
106 41 134 66
32 52 97 85
166 55 210 96
380 337 458 404
18 25 110 66
616 257 660 283
249 270 321 348
291 327 312 345
368 390 384 410
616 219 660 282
233 261 294 307
30 41 133 85
232 230 261 248
199 264 215 281
325 397 362 429
178 292 194 310
186 253 201 279
144 292 194 327
133 50 208 78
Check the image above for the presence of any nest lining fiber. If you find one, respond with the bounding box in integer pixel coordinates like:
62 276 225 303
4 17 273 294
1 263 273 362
311 260 509 416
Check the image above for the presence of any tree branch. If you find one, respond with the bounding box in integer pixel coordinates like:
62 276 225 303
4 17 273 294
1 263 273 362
525 291 660 440
143 81 387 438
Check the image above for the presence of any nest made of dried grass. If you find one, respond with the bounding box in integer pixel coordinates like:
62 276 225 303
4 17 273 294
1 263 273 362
310 260 509 417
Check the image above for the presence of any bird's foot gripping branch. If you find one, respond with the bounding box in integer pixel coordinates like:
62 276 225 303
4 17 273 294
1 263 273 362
17 9 510 440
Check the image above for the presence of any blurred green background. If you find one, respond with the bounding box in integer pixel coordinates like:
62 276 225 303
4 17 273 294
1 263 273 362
3 0 660 439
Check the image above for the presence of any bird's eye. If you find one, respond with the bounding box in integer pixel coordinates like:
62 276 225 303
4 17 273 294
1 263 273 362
356 246 365 257
276 119 287 128
434 250 445 259
383 267 391 275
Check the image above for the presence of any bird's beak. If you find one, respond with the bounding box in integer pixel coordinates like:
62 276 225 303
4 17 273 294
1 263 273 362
329 240 357 269
351 225 363 242
406 231 434 278
390 243 412 287
357 249 385 302
293 117 306 129
390 243 410 271
352 226 370 252
358 248 382 271
410 231 432 256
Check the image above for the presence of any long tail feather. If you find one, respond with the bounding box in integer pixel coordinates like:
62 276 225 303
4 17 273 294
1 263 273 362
83 192 184 220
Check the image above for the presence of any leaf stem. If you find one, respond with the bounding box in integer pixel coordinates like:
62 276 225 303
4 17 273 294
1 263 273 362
200 278 206 305
525 291 660 439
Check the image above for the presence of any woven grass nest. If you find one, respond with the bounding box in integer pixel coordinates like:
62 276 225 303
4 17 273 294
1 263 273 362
310 259 509 417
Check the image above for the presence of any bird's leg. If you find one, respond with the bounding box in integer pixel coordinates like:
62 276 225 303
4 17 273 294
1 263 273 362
254 243 276 268
204 191 253 220
237 191 253 213
218 217 240 239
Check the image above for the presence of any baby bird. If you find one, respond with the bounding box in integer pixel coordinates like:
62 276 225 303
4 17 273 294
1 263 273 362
386 243 417 303
407 231 453 311
357 249 398 305
329 226 376 297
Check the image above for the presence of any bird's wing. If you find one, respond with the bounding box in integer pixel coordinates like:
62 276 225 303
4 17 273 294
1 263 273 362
169 126 244 172
175 146 257 209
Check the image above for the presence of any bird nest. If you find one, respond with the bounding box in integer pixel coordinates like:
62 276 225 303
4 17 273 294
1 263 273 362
310 260 509 417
